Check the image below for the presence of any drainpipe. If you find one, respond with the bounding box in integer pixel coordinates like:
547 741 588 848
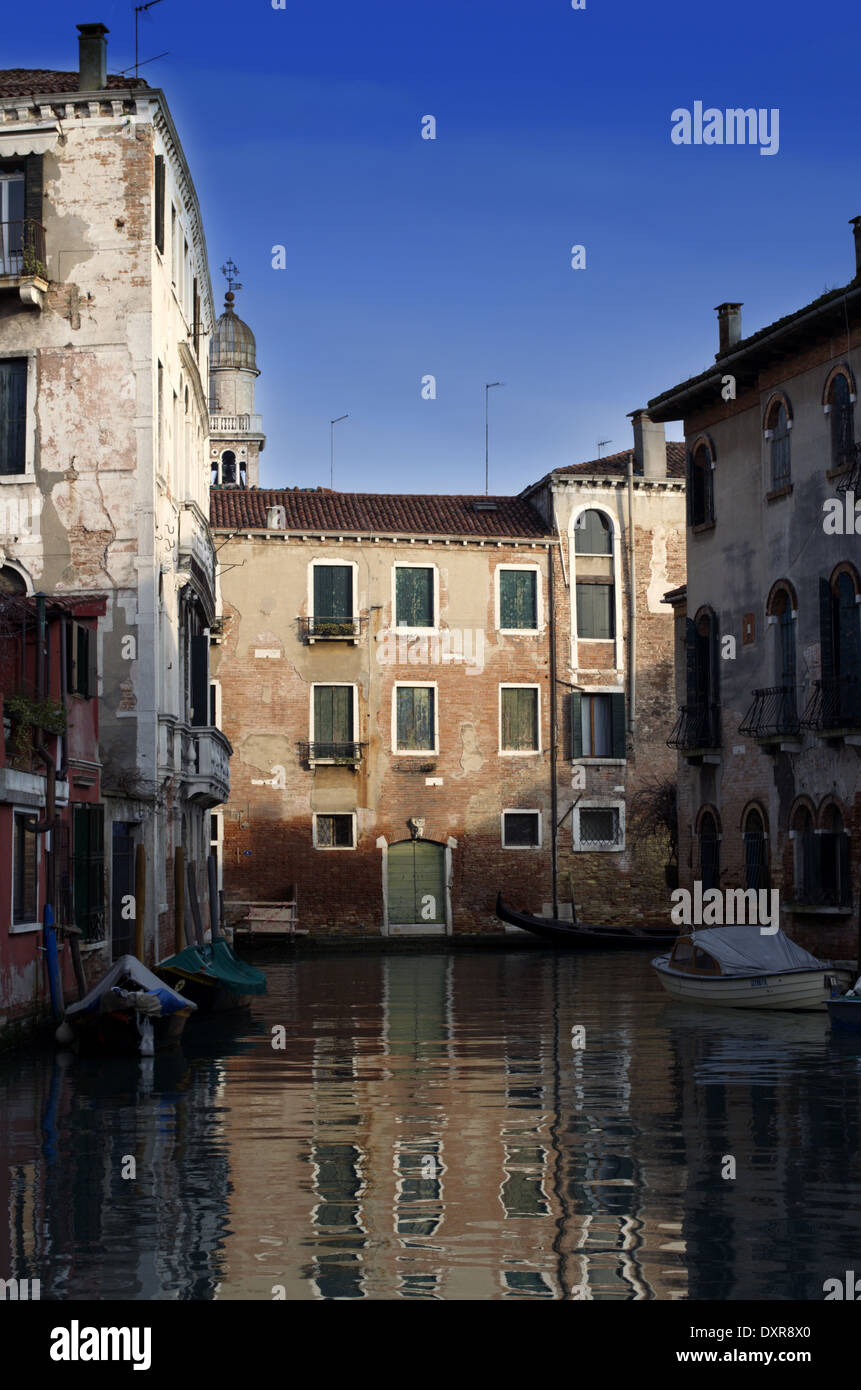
627 454 636 739
548 543 559 919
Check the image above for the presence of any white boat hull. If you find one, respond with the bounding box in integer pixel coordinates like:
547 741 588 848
652 961 853 1011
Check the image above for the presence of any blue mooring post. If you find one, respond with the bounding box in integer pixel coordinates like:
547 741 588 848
43 903 62 1021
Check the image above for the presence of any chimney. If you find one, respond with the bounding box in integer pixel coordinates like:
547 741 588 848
77 23 108 91
628 409 666 479
715 302 743 357
851 217 861 278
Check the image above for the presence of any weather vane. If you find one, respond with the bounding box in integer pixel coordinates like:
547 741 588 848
220 259 243 295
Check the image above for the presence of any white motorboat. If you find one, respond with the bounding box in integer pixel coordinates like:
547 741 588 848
652 926 852 1011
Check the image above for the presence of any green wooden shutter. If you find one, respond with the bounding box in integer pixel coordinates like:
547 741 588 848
315 686 353 744
314 565 352 620
610 691 626 758
314 685 333 742
154 154 165 253
397 687 433 750
396 568 433 627
500 570 537 628
570 691 583 758
0 358 27 476
24 153 43 229
85 624 98 699
502 688 537 750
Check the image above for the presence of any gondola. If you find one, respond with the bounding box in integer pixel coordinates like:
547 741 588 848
495 894 678 949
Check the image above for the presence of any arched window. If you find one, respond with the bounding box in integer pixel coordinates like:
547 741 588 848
0 564 27 596
817 568 861 728
699 810 720 892
766 399 791 490
574 509 612 555
676 609 720 750
820 805 850 907
689 440 714 526
828 371 855 471
574 510 615 640
743 807 769 891
792 805 815 905
221 450 236 484
768 585 798 733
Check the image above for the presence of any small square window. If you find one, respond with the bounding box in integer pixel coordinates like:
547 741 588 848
315 813 355 849
502 811 540 848
576 806 622 850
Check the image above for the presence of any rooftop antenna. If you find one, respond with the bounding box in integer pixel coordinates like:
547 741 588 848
134 0 165 79
597 439 612 458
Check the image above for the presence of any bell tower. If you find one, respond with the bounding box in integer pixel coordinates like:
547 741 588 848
208 260 265 487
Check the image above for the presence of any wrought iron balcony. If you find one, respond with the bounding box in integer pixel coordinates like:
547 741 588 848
836 441 861 493
299 741 365 767
0 219 46 280
298 615 366 644
800 675 861 733
738 685 800 741
667 701 721 753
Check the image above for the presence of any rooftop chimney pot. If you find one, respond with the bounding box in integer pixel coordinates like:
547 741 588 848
628 408 666 479
715 302 743 357
77 22 109 92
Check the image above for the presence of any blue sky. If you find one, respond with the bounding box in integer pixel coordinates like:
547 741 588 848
6 0 860 495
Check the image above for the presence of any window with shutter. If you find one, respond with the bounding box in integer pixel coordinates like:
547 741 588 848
574 510 612 555
0 358 27 475
499 569 538 629
576 582 614 639
190 634 209 727
73 804 105 941
154 155 165 253
501 687 539 751
395 567 434 629
313 565 353 625
395 685 435 752
315 813 355 848
314 685 354 749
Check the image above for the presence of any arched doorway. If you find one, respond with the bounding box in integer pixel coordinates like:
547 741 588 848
386 839 447 935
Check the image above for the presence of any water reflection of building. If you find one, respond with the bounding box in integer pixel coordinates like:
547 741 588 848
0 1049 232 1299
216 954 689 1300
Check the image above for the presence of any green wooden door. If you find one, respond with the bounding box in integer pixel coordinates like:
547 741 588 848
387 840 446 927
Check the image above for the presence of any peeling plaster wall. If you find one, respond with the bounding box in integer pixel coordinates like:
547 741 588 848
0 88 222 982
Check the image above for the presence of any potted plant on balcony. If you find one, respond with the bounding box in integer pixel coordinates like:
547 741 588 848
5 692 66 766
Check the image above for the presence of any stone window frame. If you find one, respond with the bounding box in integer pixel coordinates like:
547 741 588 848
498 682 542 756
568 502 623 670
500 808 543 850
308 557 359 623
391 680 439 757
0 349 37 484
571 799 625 854
312 811 358 851
494 562 544 635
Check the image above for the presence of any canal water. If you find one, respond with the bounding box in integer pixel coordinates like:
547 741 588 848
2 948 860 1301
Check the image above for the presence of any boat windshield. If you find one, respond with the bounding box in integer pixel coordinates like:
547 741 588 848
670 939 722 974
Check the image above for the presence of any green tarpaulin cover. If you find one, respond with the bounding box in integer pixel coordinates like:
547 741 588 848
158 939 266 995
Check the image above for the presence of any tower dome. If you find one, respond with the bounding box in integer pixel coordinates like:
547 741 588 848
210 290 258 373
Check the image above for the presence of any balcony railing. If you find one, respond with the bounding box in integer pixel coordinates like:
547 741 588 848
185 725 232 806
667 702 721 752
0 219 46 279
836 441 861 494
738 685 801 740
299 741 365 767
800 675 861 733
209 413 264 434
298 615 366 644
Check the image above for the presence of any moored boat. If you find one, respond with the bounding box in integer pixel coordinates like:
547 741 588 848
652 926 852 1011
496 894 678 949
57 955 196 1054
156 938 266 1012
827 977 861 1030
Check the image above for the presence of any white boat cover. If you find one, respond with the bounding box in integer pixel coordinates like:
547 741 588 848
685 926 828 976
65 954 196 1019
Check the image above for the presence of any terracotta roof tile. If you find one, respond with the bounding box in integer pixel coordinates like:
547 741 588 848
0 69 148 97
553 441 686 479
210 488 552 539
